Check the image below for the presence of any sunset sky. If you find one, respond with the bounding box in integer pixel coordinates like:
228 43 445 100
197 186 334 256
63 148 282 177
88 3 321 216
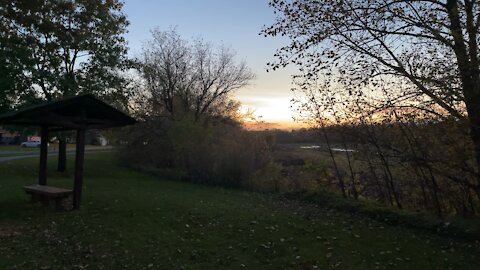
123 0 299 129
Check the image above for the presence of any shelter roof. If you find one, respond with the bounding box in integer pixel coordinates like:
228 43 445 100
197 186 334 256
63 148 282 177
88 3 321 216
0 94 136 130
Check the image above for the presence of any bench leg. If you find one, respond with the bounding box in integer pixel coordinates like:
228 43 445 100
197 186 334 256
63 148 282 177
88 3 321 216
28 194 49 206
55 198 64 211
41 198 50 207
28 193 49 206
29 193 41 203
26 192 70 211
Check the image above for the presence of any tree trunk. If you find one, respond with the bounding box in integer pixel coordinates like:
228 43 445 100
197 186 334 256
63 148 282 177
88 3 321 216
383 174 394 206
467 103 480 181
369 133 402 209
459 88 480 192
446 0 480 187
366 153 386 202
320 126 347 198
341 131 358 200
39 126 49 185
57 138 67 172
426 167 443 218
475 185 480 202
73 129 86 209
394 113 442 217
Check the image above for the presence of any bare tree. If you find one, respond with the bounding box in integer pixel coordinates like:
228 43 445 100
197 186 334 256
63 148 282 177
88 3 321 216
140 29 255 121
262 0 480 194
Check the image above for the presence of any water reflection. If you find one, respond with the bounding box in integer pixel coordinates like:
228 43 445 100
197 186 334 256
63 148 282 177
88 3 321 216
300 145 356 152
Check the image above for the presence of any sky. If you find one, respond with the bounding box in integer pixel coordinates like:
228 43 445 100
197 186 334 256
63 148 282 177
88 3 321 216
123 0 300 129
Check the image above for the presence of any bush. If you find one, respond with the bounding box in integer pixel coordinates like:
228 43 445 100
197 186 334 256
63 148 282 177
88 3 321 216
118 117 278 188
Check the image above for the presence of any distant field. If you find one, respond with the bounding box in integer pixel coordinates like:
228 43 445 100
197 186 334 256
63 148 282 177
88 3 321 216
0 153 479 269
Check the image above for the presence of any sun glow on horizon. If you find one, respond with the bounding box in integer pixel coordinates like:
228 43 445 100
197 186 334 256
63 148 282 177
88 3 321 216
238 95 303 129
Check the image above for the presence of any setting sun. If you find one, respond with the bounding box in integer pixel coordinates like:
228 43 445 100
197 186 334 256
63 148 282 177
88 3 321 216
239 95 297 129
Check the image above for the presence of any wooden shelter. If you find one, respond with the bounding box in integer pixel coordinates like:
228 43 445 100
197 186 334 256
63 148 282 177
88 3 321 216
0 94 136 209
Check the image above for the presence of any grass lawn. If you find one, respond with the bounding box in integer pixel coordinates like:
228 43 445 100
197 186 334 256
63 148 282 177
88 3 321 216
0 153 479 269
0 145 40 157
0 144 107 158
0 144 79 151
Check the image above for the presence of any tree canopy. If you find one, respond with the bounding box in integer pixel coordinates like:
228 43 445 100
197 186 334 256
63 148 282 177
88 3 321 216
0 0 130 111
138 29 255 122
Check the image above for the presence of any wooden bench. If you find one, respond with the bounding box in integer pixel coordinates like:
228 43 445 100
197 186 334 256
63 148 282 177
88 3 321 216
23 184 72 210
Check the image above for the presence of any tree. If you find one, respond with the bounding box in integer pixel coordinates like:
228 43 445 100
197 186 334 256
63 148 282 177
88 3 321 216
139 29 255 121
0 55 26 113
0 0 130 170
119 29 260 187
262 0 480 196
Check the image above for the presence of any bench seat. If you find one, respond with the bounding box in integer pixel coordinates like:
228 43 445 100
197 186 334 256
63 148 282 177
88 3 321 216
23 184 72 210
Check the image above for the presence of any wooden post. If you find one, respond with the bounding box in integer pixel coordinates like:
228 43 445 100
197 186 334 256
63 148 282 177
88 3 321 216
39 126 49 185
57 137 67 172
73 129 86 210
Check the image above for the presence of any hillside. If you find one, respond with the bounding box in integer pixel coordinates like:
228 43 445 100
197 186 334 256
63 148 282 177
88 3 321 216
0 153 478 269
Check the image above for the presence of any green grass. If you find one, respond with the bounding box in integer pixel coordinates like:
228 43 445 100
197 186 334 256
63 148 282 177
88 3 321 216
284 191 480 240
0 145 37 151
0 144 79 151
0 153 479 269
0 144 107 157
0 145 40 156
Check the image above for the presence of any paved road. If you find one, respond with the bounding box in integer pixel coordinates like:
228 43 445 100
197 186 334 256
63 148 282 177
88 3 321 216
0 147 114 163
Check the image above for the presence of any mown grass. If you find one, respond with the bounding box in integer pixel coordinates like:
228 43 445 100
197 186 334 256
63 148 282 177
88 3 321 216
0 145 40 157
0 144 79 151
0 152 479 269
0 144 107 158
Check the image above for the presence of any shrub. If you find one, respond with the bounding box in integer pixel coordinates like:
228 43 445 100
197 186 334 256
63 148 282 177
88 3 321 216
118 117 277 188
